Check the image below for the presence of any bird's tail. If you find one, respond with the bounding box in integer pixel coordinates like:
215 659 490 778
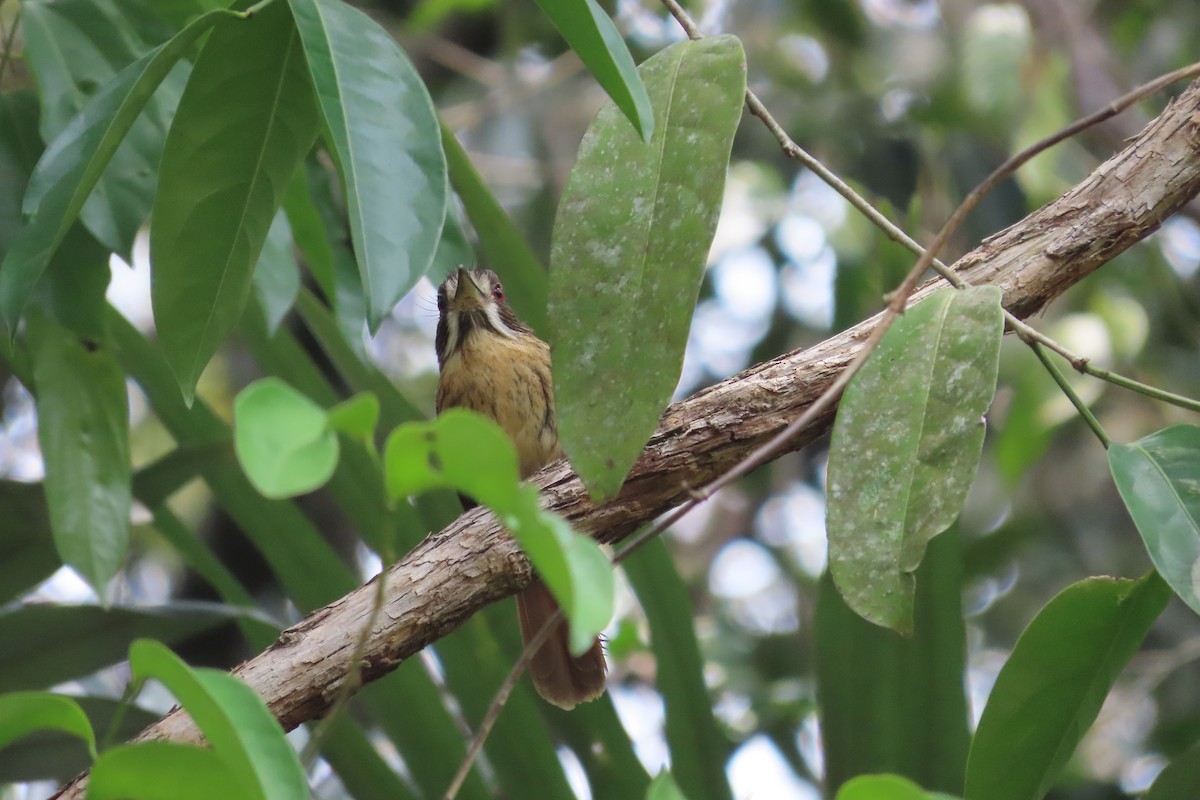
516 580 606 710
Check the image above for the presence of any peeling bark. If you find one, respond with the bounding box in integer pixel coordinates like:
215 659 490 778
52 79 1200 799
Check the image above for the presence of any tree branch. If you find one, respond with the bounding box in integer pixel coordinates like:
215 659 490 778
54 77 1200 798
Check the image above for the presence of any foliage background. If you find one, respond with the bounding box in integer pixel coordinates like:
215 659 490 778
1 0 1200 798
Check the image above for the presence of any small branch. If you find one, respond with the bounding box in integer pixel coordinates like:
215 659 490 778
1030 342 1111 447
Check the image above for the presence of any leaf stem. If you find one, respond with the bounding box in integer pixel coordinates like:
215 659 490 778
1030 342 1111 448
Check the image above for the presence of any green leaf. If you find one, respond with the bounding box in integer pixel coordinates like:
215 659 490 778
647 769 689 800
549 35 746 499
835 775 931 800
253 211 301 334
533 0 653 142
0 691 95 760
964 572 1171 800
817 529 969 795
288 0 447 330
89 741 254 800
21 0 189 258
0 91 45 256
0 603 243 692
625 539 732 800
150 0 320 403
827 285 1003 633
0 10 226 331
28 310 131 597
128 639 307 800
1109 424 1200 615
1147 741 1200 800
0 481 59 605
441 123 547 335
234 377 339 499
383 409 614 651
326 392 380 440
282 165 335 300
0 695 157 782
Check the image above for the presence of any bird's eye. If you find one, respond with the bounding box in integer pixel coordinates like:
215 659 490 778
492 283 504 301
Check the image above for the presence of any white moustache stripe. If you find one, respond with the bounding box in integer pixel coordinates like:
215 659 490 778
484 303 517 339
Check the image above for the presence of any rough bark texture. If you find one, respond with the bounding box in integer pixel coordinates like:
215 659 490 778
54 79 1200 798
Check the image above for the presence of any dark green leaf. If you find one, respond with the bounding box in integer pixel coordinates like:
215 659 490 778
21 0 189 257
428 203 474 285
129 639 307 800
233 378 339 499
625 539 732 800
827 286 1003 633
1109 424 1200 614
0 603 244 692
253 211 301 334
0 481 59 605
549 36 746 499
441 123 547 334
964 572 1170 800
282 165 335 300
0 9 224 332
817 529 969 794
150 0 319 402
288 0 447 329
1147 741 1200 800
0 91 44 255
533 0 653 141
28 310 130 596
0 691 95 760
383 409 614 651
89 741 254 800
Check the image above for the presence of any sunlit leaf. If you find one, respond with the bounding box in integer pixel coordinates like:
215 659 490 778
835 775 930 800
288 0 447 329
89 741 254 800
150 0 319 402
0 692 95 760
827 286 1003 633
550 36 746 499
325 392 379 441
533 0 653 141
647 770 689 800
1109 424 1200 614
383 410 614 651
964 573 1170 800
28 310 130 598
234 378 339 499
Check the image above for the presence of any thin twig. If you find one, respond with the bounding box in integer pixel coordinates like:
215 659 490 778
444 12 1200 794
1029 342 1111 447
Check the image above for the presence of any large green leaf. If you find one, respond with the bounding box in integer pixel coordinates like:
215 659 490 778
1109 424 1200 614
128 639 307 800
625 538 732 800
0 603 244 692
0 91 44 255
964 573 1170 800
233 377 339 499
0 481 59 605
150 0 319 402
827 286 1003 633
0 9 225 331
27 310 130 597
288 0 447 330
549 35 746 499
817 529 969 795
533 0 653 141
835 775 933 800
21 0 188 257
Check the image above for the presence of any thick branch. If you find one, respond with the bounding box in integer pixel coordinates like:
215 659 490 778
56 78 1200 797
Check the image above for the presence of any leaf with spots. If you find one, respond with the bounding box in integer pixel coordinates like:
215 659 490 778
549 35 746 500
826 286 1003 633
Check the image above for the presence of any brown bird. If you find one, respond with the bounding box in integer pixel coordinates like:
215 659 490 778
435 267 606 710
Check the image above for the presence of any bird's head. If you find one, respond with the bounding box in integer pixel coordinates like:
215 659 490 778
435 267 532 366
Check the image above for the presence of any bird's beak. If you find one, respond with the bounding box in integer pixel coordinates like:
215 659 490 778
450 267 486 311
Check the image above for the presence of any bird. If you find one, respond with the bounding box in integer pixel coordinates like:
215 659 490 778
435 266 606 710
